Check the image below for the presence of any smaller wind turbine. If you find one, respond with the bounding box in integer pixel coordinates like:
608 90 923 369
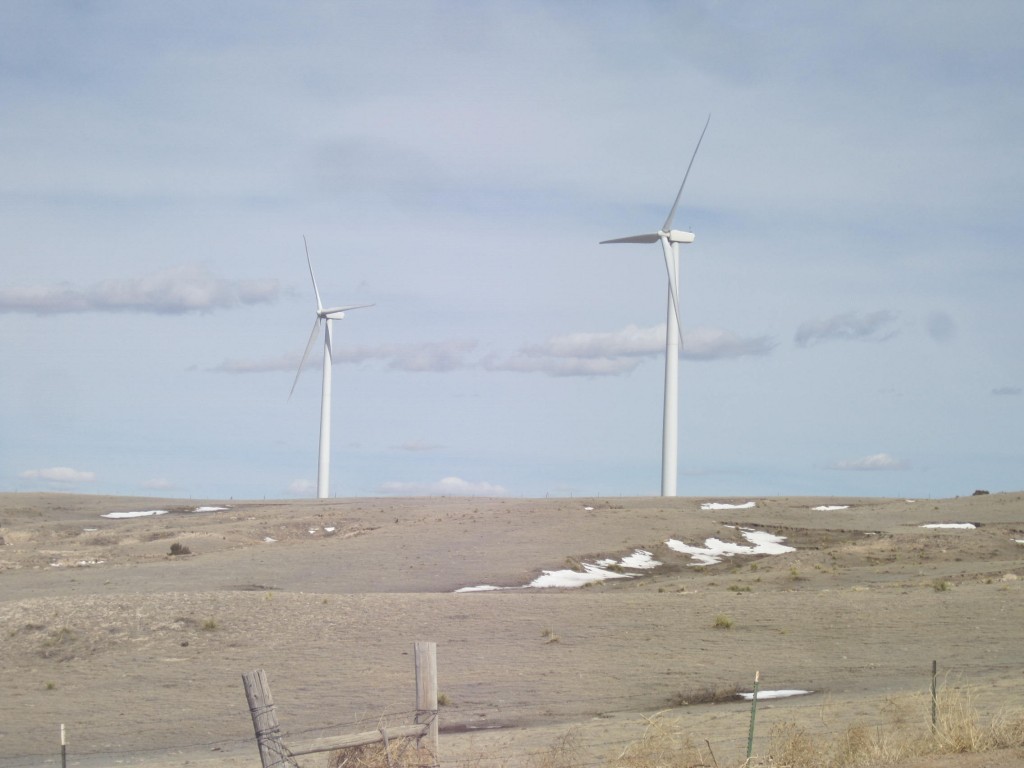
600 115 710 497
289 236 372 499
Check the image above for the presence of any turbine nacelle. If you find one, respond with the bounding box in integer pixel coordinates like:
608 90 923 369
666 229 695 244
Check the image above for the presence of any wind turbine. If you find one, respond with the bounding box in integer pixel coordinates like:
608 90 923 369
289 236 372 499
600 115 710 497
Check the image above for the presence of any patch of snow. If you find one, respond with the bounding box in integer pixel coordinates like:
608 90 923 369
1015 540 1024 545
193 506 229 512
921 523 976 529
739 690 813 701
905 499 917 503
82 527 98 532
263 537 277 543
325 526 336 533
529 562 634 588
308 528 318 534
620 550 661 569
701 501 756 510
102 510 169 519
667 529 795 566
813 505 849 511
583 506 594 511
456 548 660 592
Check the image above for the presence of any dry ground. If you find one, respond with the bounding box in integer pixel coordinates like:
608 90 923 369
1 492 1022 768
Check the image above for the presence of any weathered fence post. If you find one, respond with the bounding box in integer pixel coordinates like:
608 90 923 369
414 641 439 764
931 660 938 731
243 669 297 768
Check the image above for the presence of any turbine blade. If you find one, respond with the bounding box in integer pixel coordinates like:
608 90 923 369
660 236 684 344
600 234 661 245
289 317 322 399
662 113 711 232
320 302 375 317
303 235 324 313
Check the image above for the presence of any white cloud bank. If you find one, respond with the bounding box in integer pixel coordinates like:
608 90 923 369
212 340 478 374
0 266 280 315
288 479 316 497
379 476 509 497
991 386 1021 396
489 324 774 377
795 310 898 347
20 466 96 483
830 453 909 471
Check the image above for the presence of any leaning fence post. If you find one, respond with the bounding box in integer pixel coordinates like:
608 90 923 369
414 641 439 765
242 669 296 768
746 670 760 760
931 660 938 730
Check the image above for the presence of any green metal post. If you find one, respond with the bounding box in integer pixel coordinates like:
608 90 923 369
746 670 760 759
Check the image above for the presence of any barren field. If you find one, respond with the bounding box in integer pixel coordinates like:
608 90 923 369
1 492 1022 768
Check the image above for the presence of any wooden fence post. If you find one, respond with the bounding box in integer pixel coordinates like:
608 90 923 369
414 641 439 764
242 669 297 768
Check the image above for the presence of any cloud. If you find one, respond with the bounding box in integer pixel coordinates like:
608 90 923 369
20 466 96 483
488 354 642 377
393 440 444 452
0 266 281 315
830 453 909 471
488 324 774 377
288 479 316 496
210 354 307 374
379 476 509 496
992 386 1021 396
521 325 664 359
684 327 778 360
210 341 478 374
382 341 478 372
926 312 956 343
795 311 898 347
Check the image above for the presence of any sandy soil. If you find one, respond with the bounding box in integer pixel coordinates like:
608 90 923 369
1 492 1022 768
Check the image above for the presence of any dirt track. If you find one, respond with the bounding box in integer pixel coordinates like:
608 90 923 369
1 492 1022 767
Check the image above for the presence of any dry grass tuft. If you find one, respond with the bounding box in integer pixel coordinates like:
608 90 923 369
609 715 709 768
668 683 741 707
327 738 434 768
712 614 733 630
528 728 585 768
765 683 1024 767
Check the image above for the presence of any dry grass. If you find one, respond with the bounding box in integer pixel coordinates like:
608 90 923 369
512 683 1024 768
528 728 585 768
668 683 742 707
765 683 1024 767
327 738 434 768
609 715 710 768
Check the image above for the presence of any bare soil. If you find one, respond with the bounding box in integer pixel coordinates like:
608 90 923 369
1 492 1022 768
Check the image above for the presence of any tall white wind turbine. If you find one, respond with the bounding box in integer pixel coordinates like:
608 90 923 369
289 236 372 499
600 115 710 497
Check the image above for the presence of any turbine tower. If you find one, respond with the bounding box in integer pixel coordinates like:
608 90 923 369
289 236 371 499
600 116 710 497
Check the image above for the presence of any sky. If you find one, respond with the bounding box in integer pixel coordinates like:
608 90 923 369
2 1 1022 500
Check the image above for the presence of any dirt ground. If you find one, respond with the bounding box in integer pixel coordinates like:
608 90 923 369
1 492 1022 768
